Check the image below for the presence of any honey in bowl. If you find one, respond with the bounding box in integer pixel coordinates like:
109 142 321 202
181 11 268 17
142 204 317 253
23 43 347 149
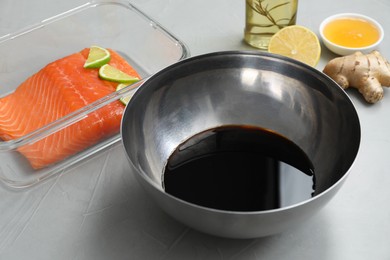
323 17 380 48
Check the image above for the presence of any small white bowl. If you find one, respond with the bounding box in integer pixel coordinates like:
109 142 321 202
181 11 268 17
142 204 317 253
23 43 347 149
319 13 384 56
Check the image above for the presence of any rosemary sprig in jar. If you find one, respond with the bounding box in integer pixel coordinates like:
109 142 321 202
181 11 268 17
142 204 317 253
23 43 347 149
246 0 297 30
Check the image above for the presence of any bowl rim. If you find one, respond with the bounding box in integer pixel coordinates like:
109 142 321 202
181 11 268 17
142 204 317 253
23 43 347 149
319 12 384 52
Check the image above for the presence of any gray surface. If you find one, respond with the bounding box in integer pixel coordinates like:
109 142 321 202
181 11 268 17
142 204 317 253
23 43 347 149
0 0 389 259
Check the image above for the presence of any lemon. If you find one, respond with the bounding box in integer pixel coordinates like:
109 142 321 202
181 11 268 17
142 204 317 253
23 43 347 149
268 25 321 67
116 83 136 105
84 45 111 68
99 64 139 83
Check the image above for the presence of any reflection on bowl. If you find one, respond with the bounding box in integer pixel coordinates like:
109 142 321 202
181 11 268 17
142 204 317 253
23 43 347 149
319 13 384 56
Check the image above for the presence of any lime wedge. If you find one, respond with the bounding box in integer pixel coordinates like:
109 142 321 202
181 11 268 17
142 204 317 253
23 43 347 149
116 83 135 105
99 64 140 83
84 46 111 68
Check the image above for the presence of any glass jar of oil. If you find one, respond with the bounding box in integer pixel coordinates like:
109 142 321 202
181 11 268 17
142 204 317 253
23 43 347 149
244 0 298 50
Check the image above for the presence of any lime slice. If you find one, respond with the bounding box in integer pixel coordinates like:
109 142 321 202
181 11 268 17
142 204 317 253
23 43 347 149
268 25 321 67
99 64 140 83
84 46 111 68
116 83 135 105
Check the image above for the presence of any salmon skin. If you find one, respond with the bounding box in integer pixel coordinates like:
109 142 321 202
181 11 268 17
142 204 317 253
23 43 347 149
0 48 140 169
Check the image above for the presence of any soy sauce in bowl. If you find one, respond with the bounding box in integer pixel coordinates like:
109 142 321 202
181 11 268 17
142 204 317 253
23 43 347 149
163 125 316 212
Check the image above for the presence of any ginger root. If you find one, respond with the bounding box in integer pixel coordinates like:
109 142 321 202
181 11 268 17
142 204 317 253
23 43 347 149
323 51 390 103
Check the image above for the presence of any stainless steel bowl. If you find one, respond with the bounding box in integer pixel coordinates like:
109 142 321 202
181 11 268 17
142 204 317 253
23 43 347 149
121 51 360 239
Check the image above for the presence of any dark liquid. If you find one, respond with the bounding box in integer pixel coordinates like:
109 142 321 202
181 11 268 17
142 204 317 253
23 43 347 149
163 125 315 211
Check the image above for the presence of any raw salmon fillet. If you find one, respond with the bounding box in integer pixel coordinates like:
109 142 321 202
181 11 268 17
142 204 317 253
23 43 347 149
0 48 140 169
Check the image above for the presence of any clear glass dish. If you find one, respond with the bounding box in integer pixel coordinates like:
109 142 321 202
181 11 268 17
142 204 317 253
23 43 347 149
0 0 189 189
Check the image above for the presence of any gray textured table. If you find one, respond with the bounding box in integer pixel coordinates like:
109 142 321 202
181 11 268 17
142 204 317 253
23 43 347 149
0 0 389 259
